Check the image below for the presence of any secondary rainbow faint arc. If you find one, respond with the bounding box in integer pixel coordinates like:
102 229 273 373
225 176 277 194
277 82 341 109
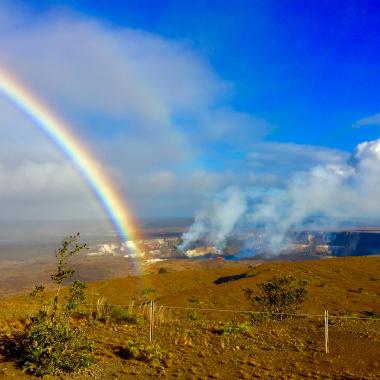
0 66 142 255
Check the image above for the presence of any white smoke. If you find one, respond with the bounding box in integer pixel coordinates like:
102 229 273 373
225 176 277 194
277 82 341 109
182 138 380 256
245 138 380 254
179 186 247 252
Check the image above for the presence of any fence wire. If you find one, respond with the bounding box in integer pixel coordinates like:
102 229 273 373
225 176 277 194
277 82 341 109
76 300 380 322
10 296 380 323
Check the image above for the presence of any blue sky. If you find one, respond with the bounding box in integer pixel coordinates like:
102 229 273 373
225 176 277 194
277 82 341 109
1 0 380 223
24 0 380 150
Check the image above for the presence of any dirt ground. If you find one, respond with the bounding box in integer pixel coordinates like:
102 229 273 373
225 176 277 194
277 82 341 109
0 256 379 379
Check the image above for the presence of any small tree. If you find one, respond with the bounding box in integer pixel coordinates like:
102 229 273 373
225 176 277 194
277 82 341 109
244 275 308 318
13 233 95 376
51 233 87 321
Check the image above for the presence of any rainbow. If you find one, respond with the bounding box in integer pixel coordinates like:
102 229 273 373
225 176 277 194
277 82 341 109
0 65 142 256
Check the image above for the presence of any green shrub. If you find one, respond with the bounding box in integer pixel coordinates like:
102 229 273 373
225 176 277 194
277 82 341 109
15 311 94 376
110 306 144 325
214 322 253 336
118 341 164 365
12 234 95 376
244 274 308 318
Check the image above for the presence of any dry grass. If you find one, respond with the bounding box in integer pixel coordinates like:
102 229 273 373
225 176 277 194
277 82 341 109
0 256 379 378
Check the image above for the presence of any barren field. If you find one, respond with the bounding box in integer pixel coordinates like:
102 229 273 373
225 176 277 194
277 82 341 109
0 256 379 379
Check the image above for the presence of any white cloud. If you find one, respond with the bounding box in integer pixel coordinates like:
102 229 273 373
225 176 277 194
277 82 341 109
0 161 85 199
149 170 176 191
198 107 270 146
0 4 240 220
1 3 353 225
0 9 229 128
355 112 380 127
247 142 348 174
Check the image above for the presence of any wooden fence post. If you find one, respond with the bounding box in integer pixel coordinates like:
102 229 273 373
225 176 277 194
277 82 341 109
324 309 329 353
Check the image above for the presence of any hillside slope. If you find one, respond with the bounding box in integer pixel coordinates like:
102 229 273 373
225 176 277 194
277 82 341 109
0 256 379 379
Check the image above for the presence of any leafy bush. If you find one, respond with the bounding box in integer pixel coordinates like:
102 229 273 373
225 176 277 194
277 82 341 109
11 233 95 376
244 275 308 318
214 322 253 336
118 341 164 365
110 306 144 325
15 311 94 376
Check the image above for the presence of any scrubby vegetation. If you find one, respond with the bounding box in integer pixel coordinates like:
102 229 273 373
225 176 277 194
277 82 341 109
0 255 379 378
6 234 95 376
110 305 145 325
13 309 94 376
117 341 165 365
213 321 253 336
91 298 146 325
142 287 158 300
244 274 308 317
186 309 200 321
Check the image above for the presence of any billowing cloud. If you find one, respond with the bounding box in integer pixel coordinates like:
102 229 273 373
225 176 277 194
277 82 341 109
0 3 249 220
0 2 361 228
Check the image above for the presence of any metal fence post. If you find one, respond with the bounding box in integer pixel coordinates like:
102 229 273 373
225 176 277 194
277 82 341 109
324 309 329 353
149 300 154 343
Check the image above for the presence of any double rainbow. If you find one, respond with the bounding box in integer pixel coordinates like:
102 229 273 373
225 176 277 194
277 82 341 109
0 66 142 255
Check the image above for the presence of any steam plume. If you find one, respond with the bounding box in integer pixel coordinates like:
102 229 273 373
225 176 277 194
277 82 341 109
245 138 380 254
179 186 247 252
182 138 380 256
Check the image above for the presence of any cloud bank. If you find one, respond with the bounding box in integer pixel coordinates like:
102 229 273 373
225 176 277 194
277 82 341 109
0 3 263 220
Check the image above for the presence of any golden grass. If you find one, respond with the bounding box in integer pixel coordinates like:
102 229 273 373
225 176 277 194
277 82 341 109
0 256 379 378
